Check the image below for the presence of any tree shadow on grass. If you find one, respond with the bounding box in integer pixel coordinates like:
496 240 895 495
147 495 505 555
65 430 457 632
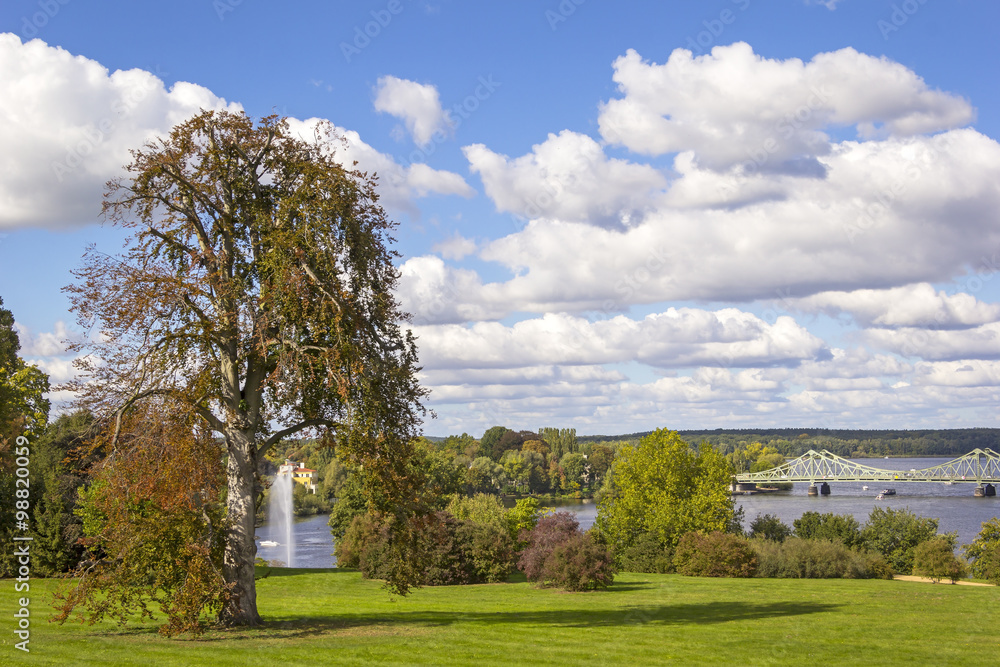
251 600 842 640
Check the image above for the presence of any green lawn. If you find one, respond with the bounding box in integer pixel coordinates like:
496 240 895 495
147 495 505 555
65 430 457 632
2 569 997 666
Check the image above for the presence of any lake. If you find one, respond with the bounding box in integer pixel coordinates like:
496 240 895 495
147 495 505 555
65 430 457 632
257 457 1000 568
735 456 1000 549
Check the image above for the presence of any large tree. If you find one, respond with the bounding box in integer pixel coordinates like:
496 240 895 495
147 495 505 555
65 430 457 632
595 429 738 554
65 110 427 627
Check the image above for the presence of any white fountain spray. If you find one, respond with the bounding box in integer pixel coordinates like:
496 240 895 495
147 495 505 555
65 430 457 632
269 473 295 568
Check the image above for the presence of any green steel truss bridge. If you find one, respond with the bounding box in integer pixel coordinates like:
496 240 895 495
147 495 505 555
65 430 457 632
734 449 1000 496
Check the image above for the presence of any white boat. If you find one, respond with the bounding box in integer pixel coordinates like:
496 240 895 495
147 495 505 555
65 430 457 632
259 540 278 547
862 485 869 491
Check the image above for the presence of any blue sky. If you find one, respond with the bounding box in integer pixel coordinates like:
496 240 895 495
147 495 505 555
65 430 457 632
2 0 1000 436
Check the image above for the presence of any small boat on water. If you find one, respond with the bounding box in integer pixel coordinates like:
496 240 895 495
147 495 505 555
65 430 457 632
875 488 896 499
260 540 278 547
862 485 869 491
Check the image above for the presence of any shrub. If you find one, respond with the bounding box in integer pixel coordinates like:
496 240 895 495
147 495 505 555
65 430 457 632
749 513 792 543
861 507 949 574
338 510 516 586
447 493 508 529
674 531 757 578
518 511 580 582
542 532 616 591
913 538 967 584
751 537 890 579
964 517 1000 584
854 551 895 580
456 519 515 583
335 512 394 580
618 531 674 574
507 497 543 546
327 474 368 540
422 512 476 586
793 512 862 548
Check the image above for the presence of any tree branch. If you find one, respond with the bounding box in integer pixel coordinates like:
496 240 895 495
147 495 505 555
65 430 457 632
258 419 334 457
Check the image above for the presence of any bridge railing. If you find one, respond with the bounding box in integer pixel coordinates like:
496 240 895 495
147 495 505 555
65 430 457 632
734 448 1000 484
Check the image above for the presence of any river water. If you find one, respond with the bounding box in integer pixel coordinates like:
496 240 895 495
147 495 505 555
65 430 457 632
257 458 1000 568
734 456 1000 549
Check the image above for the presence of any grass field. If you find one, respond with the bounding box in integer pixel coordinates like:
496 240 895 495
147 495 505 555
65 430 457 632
2 569 997 666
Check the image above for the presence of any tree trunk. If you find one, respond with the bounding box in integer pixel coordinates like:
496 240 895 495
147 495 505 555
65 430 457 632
218 428 262 627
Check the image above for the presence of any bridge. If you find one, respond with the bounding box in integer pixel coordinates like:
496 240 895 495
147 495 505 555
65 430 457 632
734 448 1000 497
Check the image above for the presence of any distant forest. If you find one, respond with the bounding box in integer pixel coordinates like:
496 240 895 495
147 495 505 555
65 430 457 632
578 428 1000 458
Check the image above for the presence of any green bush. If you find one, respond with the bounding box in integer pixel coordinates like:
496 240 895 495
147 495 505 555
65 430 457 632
421 512 476 585
749 513 792 543
335 513 393 579
793 512 862 548
861 507 949 574
964 517 1000 584
507 497 542 547
447 493 508 528
751 537 891 579
337 510 515 586
674 531 757 578
541 532 616 591
456 519 515 583
913 538 967 584
618 531 674 574
855 551 895 580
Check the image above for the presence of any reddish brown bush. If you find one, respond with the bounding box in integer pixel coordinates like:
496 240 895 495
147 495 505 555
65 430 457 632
542 532 616 591
517 511 580 582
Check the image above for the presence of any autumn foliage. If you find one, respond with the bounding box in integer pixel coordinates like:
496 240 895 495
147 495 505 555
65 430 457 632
54 402 229 636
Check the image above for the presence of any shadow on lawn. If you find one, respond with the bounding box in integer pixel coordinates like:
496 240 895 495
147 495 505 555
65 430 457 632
257 600 841 639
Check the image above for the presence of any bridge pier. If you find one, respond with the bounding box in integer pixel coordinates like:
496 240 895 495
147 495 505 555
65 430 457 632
974 484 996 497
820 482 831 495
808 484 817 496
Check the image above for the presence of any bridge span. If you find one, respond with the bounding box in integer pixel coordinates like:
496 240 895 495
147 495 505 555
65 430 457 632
734 448 1000 497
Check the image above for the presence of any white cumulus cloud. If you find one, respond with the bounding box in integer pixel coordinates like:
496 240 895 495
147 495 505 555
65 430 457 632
599 43 974 172
464 130 667 227
791 284 1000 329
373 75 451 147
0 37 473 231
0 34 241 229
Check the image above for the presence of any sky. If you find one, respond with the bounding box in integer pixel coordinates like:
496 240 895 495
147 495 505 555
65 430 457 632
1 0 1000 437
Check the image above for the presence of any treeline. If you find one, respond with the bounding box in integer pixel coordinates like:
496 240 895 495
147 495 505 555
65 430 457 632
265 426 620 520
267 425 1000 518
579 428 1000 458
